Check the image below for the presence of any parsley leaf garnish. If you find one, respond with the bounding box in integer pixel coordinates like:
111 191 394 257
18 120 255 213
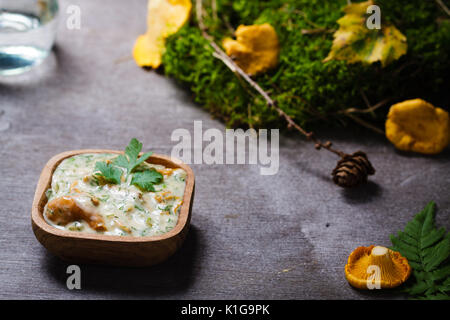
94 161 123 185
113 138 153 176
91 138 161 191
131 169 163 192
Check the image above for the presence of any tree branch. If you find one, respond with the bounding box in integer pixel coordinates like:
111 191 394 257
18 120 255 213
435 0 450 17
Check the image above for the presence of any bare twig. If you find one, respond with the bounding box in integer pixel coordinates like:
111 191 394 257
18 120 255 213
435 0 450 16
361 96 390 115
248 103 254 129
301 28 335 35
360 90 372 113
340 99 391 116
392 60 417 77
223 16 235 34
335 94 389 135
195 0 348 158
211 0 218 22
345 114 385 135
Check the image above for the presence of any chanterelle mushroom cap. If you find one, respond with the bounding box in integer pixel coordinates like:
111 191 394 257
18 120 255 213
222 23 280 76
345 245 411 289
385 98 450 154
133 0 192 68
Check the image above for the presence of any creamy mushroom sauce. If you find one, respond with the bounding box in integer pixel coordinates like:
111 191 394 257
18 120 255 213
44 153 186 236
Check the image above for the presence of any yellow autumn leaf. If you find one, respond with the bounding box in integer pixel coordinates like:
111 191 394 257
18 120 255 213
222 23 280 76
133 0 192 68
385 99 450 154
324 0 407 67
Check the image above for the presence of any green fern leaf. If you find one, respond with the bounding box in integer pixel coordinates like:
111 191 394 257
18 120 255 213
430 265 450 282
424 237 450 271
421 227 446 249
390 234 420 261
390 201 450 300
406 280 429 295
443 277 450 286
396 231 419 247
421 293 450 300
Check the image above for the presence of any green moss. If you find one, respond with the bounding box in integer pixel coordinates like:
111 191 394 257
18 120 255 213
162 0 450 129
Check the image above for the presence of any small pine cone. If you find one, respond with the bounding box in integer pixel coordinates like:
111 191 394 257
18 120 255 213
332 151 375 188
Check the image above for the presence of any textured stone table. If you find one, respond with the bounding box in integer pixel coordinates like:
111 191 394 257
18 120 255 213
0 0 448 300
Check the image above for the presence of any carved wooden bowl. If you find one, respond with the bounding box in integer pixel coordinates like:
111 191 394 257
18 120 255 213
31 150 194 267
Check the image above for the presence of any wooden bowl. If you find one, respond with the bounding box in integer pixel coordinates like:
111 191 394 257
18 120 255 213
31 149 195 267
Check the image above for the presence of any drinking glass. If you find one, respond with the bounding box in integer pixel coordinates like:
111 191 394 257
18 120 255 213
0 0 59 76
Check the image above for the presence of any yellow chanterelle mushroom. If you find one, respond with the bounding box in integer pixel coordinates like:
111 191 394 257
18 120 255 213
385 99 450 154
345 245 411 289
222 23 280 76
133 0 192 68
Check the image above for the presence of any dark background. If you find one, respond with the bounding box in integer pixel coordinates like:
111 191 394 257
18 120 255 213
0 0 448 299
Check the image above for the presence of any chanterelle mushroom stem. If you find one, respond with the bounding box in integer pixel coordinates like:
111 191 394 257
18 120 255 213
369 246 397 271
372 246 388 256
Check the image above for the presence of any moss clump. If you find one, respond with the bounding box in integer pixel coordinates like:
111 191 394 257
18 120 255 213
162 0 450 129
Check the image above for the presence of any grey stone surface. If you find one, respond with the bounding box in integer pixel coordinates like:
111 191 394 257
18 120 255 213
0 0 448 300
